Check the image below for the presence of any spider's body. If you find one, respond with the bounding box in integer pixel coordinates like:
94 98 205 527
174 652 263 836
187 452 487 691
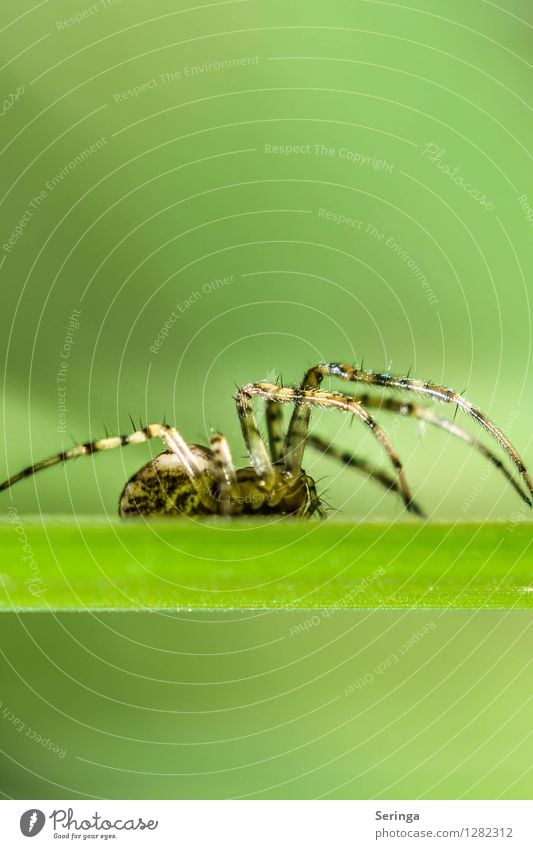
1 362 532 517
119 449 316 518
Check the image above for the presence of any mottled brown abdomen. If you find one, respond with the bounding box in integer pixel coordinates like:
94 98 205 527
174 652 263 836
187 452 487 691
119 447 213 517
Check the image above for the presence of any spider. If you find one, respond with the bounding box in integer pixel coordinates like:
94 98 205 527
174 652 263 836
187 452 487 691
1 362 531 518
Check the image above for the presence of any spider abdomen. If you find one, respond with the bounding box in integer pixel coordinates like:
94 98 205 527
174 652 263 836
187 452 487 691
119 447 213 518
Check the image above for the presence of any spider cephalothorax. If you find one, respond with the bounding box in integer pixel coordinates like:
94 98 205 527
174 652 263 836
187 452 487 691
1 362 532 518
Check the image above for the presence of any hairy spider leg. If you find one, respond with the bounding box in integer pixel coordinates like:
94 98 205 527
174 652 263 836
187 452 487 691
306 434 425 516
235 390 276 485
265 400 285 463
284 363 533 500
264 398 402 513
0 424 217 511
353 394 532 507
238 383 418 514
209 432 238 514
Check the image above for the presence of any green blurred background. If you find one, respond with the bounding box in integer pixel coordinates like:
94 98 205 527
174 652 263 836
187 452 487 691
1 0 532 799
1 611 532 799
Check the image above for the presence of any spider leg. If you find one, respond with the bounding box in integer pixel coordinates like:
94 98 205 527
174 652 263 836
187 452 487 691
306 433 425 516
355 394 532 507
285 363 533 500
235 390 276 485
265 400 285 463
209 433 238 514
239 383 418 514
0 424 216 510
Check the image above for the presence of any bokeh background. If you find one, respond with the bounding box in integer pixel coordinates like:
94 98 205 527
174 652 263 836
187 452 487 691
1 0 532 800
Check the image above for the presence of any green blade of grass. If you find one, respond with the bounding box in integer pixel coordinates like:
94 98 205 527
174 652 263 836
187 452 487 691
0 520 531 611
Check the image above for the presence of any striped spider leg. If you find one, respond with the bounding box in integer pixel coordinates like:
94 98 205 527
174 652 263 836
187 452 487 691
283 363 533 506
262 395 419 513
305 433 424 515
265 399 285 463
354 394 532 506
209 432 239 515
263 398 328 516
0 424 220 516
304 400 530 513
235 386 326 516
237 383 419 514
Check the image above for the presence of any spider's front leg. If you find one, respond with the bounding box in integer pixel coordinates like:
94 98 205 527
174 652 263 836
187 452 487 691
265 400 285 463
238 383 419 514
235 388 276 485
354 394 532 506
235 388 330 515
285 363 533 504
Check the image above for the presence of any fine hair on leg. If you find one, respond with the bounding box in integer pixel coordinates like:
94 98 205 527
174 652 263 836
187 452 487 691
284 362 533 502
209 433 237 514
234 389 275 485
0 424 216 510
265 400 285 463
353 394 531 506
